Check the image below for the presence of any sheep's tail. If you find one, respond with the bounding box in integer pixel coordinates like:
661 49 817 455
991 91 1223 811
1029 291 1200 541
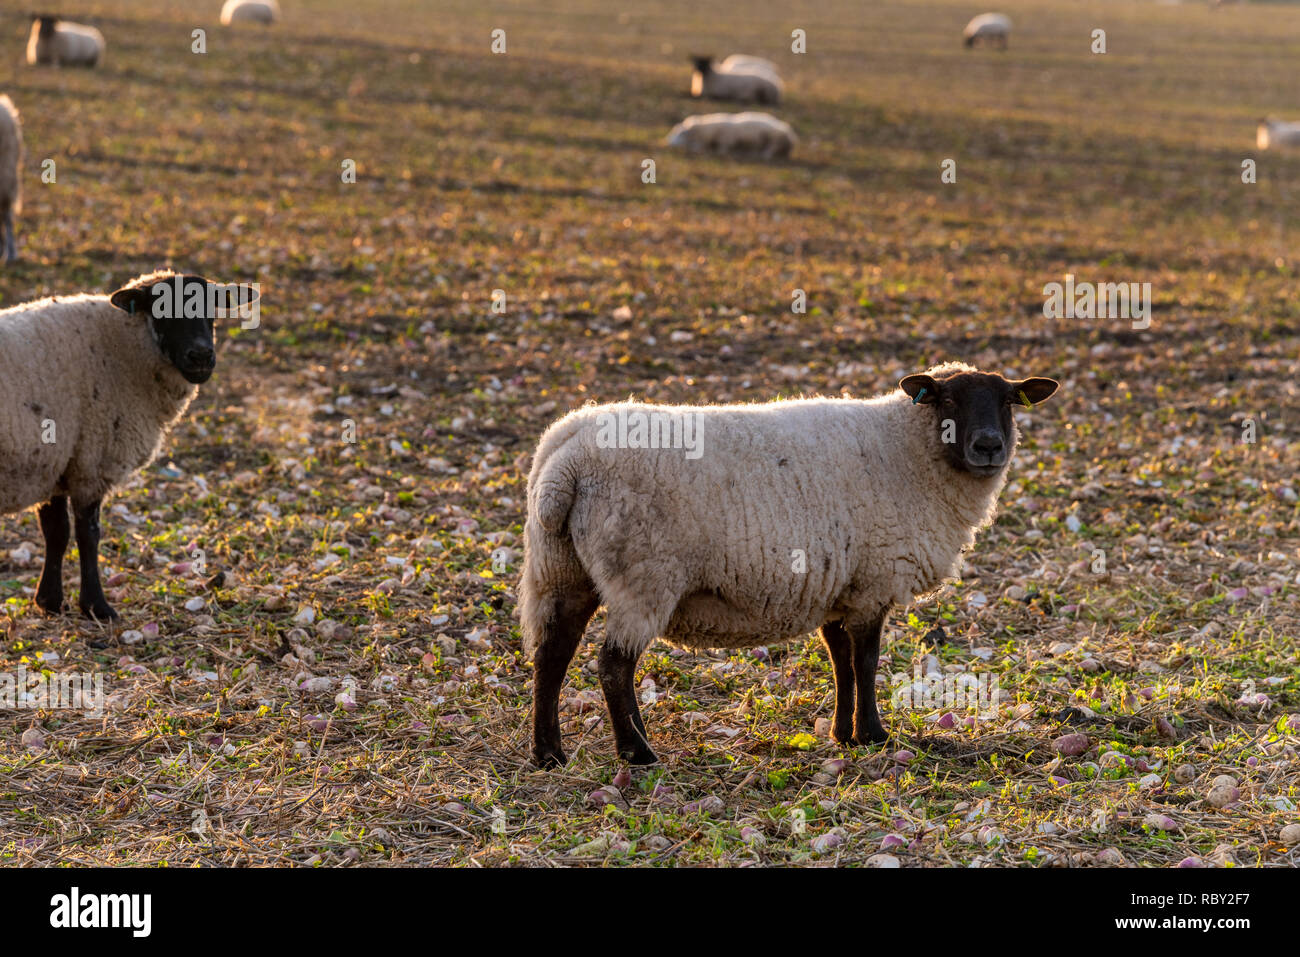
520 414 590 658
526 414 587 534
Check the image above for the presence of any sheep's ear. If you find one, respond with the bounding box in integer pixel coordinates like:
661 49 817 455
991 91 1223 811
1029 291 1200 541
109 286 153 317
1009 377 1059 407
900 374 939 405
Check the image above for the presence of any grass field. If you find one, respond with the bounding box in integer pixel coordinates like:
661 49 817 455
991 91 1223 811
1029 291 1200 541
1 0 1299 867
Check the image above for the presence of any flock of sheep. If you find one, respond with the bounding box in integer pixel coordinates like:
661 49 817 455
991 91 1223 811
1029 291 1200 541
0 6 1285 769
667 14 1013 161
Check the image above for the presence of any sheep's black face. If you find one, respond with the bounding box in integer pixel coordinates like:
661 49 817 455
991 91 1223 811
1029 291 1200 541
900 368 1059 478
109 274 259 385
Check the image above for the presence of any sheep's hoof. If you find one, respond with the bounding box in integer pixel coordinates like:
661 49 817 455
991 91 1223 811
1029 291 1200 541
80 601 119 622
830 723 855 745
34 591 64 616
619 744 658 766
533 744 568 769
854 725 890 746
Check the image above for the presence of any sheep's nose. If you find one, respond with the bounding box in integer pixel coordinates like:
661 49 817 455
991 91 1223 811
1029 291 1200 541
971 430 1004 460
186 347 215 367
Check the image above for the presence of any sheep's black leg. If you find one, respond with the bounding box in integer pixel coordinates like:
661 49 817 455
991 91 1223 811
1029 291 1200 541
73 499 117 621
849 612 889 745
531 587 598 768
820 620 856 744
34 495 69 615
598 640 657 765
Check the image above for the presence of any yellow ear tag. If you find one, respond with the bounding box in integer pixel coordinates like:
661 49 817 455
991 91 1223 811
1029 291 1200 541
1018 390 1032 408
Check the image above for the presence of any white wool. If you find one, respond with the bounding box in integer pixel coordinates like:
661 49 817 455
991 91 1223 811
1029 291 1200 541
0 96 21 263
0 282 200 514
718 55 778 77
667 111 797 159
26 20 105 68
520 363 1015 657
1257 119 1300 150
221 0 281 26
964 13 1012 43
691 58 783 104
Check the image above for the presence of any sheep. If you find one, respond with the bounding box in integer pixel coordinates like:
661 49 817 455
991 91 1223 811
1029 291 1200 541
220 0 281 26
690 55 783 104
519 363 1060 766
1257 119 1300 150
26 15 105 68
667 112 797 160
963 13 1012 49
0 96 21 264
0 271 259 620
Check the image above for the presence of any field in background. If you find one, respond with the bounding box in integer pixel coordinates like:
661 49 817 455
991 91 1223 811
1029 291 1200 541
1 0 1298 866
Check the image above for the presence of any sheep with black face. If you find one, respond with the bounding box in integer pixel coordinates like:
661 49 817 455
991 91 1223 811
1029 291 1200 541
519 362 1059 766
26 14 105 67
0 271 258 620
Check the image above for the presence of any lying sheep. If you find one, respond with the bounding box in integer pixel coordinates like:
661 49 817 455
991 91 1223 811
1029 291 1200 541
667 112 797 160
26 15 105 67
0 96 21 264
221 0 281 25
520 363 1060 766
0 271 258 620
963 12 1012 49
690 55 783 104
1257 118 1300 150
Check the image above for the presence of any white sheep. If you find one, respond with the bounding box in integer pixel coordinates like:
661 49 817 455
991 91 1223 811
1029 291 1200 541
0 96 21 264
667 112 797 160
690 55 783 104
1257 119 1300 150
221 0 281 25
0 271 258 620
26 16 105 68
963 13 1012 49
519 363 1059 766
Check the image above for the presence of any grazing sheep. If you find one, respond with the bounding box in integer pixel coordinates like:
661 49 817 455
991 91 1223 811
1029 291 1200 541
0 96 21 264
963 12 1012 49
1257 118 1300 150
26 15 105 68
520 363 1060 766
690 55 783 104
667 112 797 160
220 0 281 25
0 271 258 620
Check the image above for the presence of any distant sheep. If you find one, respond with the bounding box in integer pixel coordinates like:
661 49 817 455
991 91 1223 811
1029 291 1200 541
690 55 783 104
519 363 1060 766
221 0 281 25
964 13 1012 49
667 112 797 160
0 272 258 620
26 15 104 67
1257 119 1300 150
0 96 21 264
